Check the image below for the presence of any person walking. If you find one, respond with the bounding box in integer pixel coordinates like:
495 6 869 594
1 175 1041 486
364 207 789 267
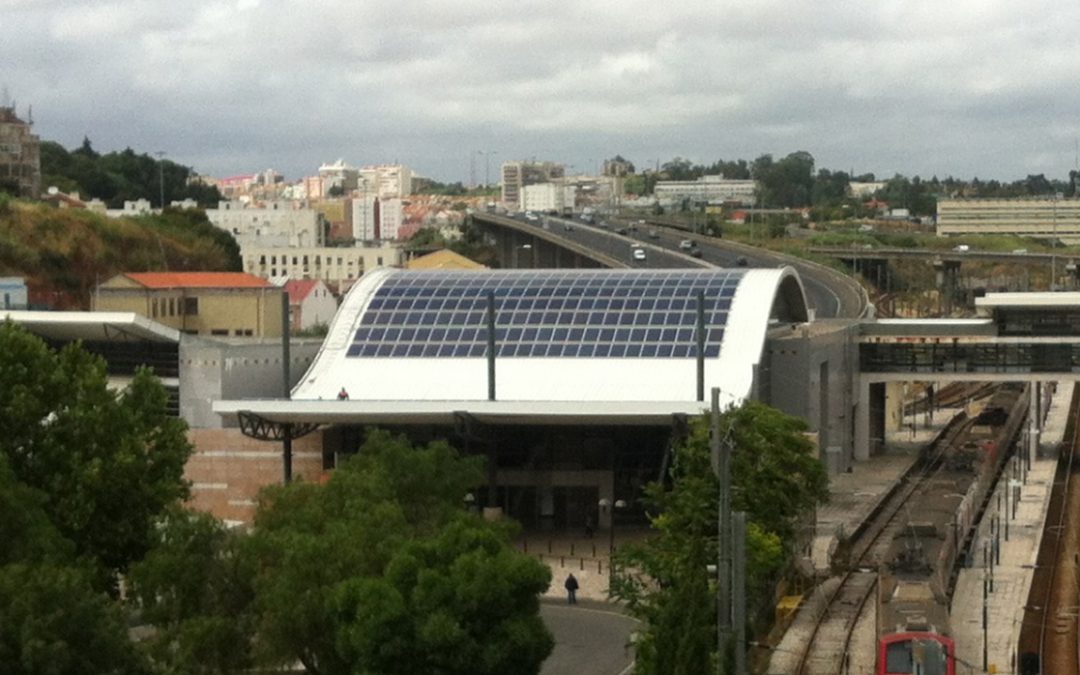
564 573 579 605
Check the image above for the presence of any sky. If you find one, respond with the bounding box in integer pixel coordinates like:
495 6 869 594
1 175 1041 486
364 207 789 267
6 0 1080 184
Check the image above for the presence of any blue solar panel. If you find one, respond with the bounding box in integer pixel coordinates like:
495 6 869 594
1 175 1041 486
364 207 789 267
348 270 746 358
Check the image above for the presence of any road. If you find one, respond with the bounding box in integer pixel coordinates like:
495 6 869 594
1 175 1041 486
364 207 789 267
540 601 638 675
492 212 864 319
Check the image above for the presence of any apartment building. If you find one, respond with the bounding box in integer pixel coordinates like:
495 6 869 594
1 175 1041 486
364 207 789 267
94 272 284 337
206 200 323 248
521 182 577 213
242 243 403 292
0 105 41 198
359 164 412 199
349 196 405 241
501 161 565 208
936 197 1080 243
653 175 757 206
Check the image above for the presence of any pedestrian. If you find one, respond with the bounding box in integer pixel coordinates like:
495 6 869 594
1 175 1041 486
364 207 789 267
564 573 579 605
337 387 349 400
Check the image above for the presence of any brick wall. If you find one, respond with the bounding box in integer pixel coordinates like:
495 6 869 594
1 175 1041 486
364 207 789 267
186 428 324 524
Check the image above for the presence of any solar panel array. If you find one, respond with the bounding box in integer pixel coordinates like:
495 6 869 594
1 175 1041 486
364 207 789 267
346 270 746 358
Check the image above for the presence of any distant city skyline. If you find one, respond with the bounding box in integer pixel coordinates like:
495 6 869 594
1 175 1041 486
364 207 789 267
6 0 1080 184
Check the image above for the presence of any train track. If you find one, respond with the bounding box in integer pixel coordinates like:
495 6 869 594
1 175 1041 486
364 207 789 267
793 415 974 674
1019 388 1080 675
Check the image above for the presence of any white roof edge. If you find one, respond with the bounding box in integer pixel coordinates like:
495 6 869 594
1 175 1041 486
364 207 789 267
976 292 1080 308
214 398 711 426
1 310 182 343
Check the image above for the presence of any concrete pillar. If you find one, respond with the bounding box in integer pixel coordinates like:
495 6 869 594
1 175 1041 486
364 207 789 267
884 381 906 432
855 377 871 461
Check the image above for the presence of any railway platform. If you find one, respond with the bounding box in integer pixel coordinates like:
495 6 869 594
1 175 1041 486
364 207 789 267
951 383 1072 675
768 408 964 673
810 408 965 576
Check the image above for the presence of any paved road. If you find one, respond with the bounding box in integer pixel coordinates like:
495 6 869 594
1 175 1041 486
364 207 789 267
540 600 638 675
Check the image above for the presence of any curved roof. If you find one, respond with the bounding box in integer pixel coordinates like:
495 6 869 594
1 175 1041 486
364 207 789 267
291 268 808 408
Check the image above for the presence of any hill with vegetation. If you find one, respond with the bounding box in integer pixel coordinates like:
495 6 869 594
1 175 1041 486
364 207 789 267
0 195 241 309
38 138 222 208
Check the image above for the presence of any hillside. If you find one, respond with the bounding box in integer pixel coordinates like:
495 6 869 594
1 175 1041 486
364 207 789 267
0 196 241 309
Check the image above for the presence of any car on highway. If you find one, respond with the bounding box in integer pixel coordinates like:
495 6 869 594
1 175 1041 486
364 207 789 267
735 256 748 267
689 248 703 258
953 244 970 253
525 211 539 221
632 247 647 261
615 227 629 235
647 230 660 239
679 239 695 250
1012 248 1028 255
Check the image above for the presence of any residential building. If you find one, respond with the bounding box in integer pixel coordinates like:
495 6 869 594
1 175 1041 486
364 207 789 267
318 159 359 194
359 164 412 199
242 243 403 292
521 182 576 213
406 249 486 270
93 272 284 337
349 196 405 241
0 277 28 309
206 200 323 248
0 105 40 198
653 175 757 206
936 198 1080 243
848 181 886 199
284 279 338 331
501 161 565 208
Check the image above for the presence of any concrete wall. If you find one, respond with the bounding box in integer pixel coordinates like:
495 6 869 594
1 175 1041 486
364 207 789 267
763 321 860 472
186 428 324 524
179 337 322 429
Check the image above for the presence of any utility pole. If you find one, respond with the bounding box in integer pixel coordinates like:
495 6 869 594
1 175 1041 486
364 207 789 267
711 387 732 674
155 151 166 210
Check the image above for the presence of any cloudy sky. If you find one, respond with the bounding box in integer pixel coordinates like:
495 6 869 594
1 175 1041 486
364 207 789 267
6 0 1080 184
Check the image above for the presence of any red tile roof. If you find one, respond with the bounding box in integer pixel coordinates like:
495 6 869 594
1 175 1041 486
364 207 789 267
285 279 320 303
125 272 271 289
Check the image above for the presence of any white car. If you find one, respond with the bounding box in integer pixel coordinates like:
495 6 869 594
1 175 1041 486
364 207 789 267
632 248 647 261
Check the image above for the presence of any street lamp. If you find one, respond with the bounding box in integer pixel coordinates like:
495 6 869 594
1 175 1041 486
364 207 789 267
598 497 627 565
155 150 166 210
513 244 532 268
463 492 476 512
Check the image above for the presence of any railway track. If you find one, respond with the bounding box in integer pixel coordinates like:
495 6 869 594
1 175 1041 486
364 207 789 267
1019 388 1080 675
793 414 974 674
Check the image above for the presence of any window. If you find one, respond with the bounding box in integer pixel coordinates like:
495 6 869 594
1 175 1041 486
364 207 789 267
169 298 176 316
211 329 229 336
151 299 158 318
184 297 199 316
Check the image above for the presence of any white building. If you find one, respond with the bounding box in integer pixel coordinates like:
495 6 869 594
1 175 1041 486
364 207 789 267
243 243 403 292
0 277 28 309
206 200 323 249
653 175 757 206
521 182 577 213
848 181 886 199
350 196 405 241
284 279 339 331
359 164 412 199
501 161 565 208
936 198 1080 243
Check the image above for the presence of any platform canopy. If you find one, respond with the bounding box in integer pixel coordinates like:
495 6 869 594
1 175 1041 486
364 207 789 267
216 267 809 425
1 310 181 343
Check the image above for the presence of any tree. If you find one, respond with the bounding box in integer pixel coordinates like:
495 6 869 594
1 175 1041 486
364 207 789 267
612 401 827 674
0 321 192 591
0 563 150 675
127 509 257 674
247 429 554 675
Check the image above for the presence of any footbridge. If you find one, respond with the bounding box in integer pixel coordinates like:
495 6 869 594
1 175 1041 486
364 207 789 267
855 292 1080 460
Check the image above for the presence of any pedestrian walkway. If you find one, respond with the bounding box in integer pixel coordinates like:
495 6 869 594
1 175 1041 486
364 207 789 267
520 527 652 602
951 383 1072 675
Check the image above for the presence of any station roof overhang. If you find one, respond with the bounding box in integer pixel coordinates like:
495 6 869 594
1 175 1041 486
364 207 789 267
213 398 712 428
975 292 1080 311
1 311 181 344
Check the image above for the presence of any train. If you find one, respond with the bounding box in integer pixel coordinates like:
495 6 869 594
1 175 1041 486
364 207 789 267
876 384 1027 675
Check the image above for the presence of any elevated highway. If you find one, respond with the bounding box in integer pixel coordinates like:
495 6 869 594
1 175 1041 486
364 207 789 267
472 211 869 320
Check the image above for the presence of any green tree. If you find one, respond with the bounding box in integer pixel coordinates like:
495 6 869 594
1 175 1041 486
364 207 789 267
0 321 192 591
127 509 257 674
247 429 553 675
0 563 150 675
612 402 827 674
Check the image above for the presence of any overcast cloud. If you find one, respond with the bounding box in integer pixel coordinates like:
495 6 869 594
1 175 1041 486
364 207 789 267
5 0 1080 183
